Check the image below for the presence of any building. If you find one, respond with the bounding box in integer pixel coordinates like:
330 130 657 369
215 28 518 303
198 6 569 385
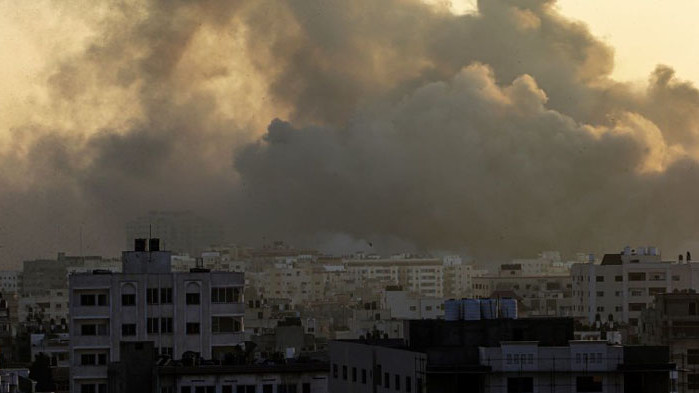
330 318 676 393
22 254 120 296
0 271 20 294
641 292 699 392
126 210 224 256
68 239 245 393
571 246 699 328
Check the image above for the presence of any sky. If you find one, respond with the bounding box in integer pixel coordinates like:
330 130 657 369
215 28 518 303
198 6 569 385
2 0 699 265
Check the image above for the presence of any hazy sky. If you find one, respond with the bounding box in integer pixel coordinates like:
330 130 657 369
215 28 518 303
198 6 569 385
2 0 699 264
446 0 699 84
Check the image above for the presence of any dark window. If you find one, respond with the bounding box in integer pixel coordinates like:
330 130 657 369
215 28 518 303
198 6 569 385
263 385 273 393
343 365 348 380
122 323 136 336
222 387 233 393
333 364 338 378
122 294 136 306
186 323 200 334
161 317 173 333
576 376 603 392
186 293 200 305
596 276 604 282
147 288 159 304
80 294 95 306
147 318 159 334
212 316 241 333
302 383 310 393
160 288 173 304
691 303 697 316
629 303 646 312
689 374 699 389
97 294 108 306
507 377 533 393
395 374 401 390
615 275 623 282
211 287 241 303
81 324 96 336
384 372 390 388
406 376 411 392
352 367 357 382
81 354 96 365
98 353 107 365
181 388 191 393
361 369 367 384
688 349 699 364
628 272 646 281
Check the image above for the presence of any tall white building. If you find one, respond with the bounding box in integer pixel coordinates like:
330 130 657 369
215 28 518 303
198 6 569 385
69 239 244 393
571 246 699 327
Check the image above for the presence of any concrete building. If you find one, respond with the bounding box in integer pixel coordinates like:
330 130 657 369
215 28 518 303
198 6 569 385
68 239 245 393
330 318 676 393
381 289 444 320
571 246 699 328
641 292 699 392
0 271 20 294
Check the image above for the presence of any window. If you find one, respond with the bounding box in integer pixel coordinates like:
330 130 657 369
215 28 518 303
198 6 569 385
222 387 233 393
395 374 401 390
186 323 200 334
596 291 604 297
384 372 390 388
122 323 136 336
406 376 411 392
160 288 173 304
343 365 348 380
596 276 604 282
81 384 107 393
181 388 191 393
629 318 639 326
161 317 173 333
576 376 603 392
263 386 273 393
649 287 666 296
211 287 241 303
362 369 367 384
161 347 173 356
629 303 646 312
527 353 534 364
690 303 697 316
352 367 357 382
506 354 512 364
507 377 533 393
628 272 646 281
122 294 136 306
615 275 623 282
689 374 699 389
277 385 297 393
236 387 255 393
81 323 107 336
80 294 96 306
302 383 310 393
212 316 241 333
186 293 200 305
81 354 96 365
688 349 699 365
333 364 338 378
147 318 159 334
147 288 159 304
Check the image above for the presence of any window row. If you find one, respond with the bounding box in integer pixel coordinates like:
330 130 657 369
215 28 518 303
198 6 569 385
332 363 417 392
119 317 241 336
178 384 311 393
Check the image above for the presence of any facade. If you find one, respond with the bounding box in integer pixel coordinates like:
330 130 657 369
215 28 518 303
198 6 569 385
641 292 699 392
0 271 20 294
472 272 572 317
331 319 676 393
381 289 444 320
68 240 245 393
329 340 426 393
571 246 699 327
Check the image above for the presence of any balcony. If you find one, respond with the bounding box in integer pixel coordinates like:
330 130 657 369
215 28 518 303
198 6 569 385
71 306 110 319
210 303 244 316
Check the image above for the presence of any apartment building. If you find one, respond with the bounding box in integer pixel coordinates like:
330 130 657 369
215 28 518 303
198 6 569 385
571 246 699 327
68 239 244 393
641 292 699 392
0 271 20 294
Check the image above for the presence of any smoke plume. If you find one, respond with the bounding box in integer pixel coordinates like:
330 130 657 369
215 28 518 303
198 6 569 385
2 0 699 264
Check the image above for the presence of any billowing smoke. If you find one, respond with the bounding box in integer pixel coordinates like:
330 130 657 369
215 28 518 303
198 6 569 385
2 0 699 264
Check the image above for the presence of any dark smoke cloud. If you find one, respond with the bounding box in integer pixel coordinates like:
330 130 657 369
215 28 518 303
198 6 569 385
2 0 699 265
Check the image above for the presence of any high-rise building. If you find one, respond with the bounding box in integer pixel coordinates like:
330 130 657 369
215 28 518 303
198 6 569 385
69 239 244 393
